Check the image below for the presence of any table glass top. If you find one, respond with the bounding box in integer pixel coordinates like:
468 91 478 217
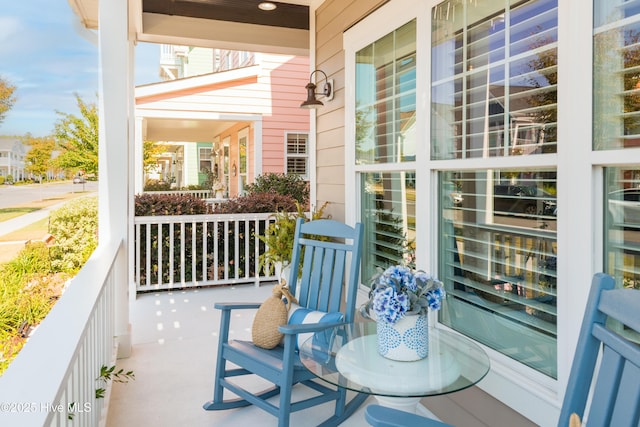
299 321 490 398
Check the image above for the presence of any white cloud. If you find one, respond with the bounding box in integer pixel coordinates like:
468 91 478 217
0 17 22 54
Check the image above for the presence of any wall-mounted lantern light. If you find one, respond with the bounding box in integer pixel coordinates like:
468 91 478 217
300 69 334 109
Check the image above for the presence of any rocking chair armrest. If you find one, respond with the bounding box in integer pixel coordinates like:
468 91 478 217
278 320 347 335
214 302 262 311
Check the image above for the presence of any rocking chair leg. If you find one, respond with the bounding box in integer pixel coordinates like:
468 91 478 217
317 392 368 427
203 385 281 410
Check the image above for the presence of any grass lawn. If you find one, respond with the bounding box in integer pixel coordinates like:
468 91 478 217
0 207 40 222
0 217 50 242
0 218 51 264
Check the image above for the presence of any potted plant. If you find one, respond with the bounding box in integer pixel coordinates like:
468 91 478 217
213 181 226 199
362 265 445 361
258 202 329 280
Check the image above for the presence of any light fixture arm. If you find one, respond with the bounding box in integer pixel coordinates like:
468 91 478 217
309 70 332 98
300 69 334 109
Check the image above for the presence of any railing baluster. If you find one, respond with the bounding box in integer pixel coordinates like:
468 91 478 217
135 223 141 290
157 223 163 287
203 220 208 281
169 222 175 286
214 220 219 281
191 220 197 284
234 220 240 279
180 221 185 284
145 223 151 287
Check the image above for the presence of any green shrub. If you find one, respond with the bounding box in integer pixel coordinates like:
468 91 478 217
3 241 52 279
143 180 171 191
0 242 70 375
258 202 330 274
49 197 98 273
135 193 209 216
245 173 309 205
213 192 297 214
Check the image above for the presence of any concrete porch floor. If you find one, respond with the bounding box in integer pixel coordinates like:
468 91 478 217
105 283 376 427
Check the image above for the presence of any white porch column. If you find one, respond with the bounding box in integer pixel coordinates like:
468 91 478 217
98 0 132 358
135 116 144 194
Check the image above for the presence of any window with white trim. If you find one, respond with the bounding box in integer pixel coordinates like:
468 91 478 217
199 147 212 174
285 132 309 178
597 2 640 301
354 19 417 284
433 0 558 379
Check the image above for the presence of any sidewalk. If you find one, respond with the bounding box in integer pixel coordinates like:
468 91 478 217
0 200 74 239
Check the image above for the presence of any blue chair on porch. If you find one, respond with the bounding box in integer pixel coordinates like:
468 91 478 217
365 272 640 427
204 218 367 427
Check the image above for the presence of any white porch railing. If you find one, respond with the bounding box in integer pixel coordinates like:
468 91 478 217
134 213 278 292
0 238 121 427
144 190 213 200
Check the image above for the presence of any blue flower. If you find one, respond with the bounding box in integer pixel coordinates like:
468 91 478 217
367 265 445 324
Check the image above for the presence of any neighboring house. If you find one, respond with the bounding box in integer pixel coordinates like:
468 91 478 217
6 1 638 426
136 49 310 197
0 137 25 181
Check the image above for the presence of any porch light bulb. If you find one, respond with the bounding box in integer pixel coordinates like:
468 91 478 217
258 2 277 11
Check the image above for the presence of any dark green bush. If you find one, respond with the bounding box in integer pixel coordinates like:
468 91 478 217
245 173 309 205
213 192 297 214
135 193 210 216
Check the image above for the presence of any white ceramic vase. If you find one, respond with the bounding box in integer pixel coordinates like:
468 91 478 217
376 313 428 361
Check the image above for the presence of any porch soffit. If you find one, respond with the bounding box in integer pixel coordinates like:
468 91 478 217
141 117 241 142
68 0 311 56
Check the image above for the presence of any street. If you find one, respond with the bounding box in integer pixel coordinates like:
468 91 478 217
0 180 98 209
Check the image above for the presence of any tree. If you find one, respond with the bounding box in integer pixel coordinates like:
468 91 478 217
0 76 17 125
24 136 55 182
143 140 167 173
54 94 99 177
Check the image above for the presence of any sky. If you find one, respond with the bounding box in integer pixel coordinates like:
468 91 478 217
0 1 161 137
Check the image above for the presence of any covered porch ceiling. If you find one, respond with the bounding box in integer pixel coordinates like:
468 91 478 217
68 0 311 56
142 117 239 142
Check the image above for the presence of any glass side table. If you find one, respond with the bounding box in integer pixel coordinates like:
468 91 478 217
299 321 490 414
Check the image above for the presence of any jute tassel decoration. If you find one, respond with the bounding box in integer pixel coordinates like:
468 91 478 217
252 280 298 349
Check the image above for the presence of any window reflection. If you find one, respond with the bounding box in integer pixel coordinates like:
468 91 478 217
605 168 640 289
440 169 558 378
431 0 558 159
355 20 416 164
361 172 416 283
594 3 640 149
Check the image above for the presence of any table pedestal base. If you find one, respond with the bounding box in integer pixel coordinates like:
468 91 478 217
374 396 420 413
374 396 439 419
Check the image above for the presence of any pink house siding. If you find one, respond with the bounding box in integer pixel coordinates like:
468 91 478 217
260 55 310 173
136 53 310 195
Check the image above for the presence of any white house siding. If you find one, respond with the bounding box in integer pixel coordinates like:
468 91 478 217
0 137 26 181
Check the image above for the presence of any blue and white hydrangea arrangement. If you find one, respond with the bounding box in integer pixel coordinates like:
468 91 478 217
367 265 445 324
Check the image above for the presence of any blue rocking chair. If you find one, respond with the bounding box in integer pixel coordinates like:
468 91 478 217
204 218 367 427
365 272 640 426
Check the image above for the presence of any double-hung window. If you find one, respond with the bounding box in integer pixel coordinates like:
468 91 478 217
432 0 559 379
285 132 309 178
597 2 640 302
353 20 418 284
